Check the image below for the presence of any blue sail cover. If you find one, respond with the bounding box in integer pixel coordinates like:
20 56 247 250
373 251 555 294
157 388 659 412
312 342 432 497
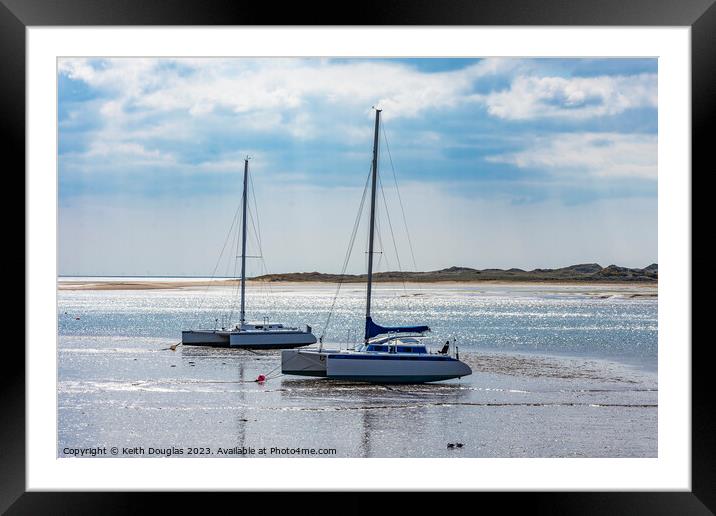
365 316 430 340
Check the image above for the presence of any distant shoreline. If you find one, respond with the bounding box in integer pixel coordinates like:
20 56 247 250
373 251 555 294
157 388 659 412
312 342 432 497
57 279 658 294
58 262 657 290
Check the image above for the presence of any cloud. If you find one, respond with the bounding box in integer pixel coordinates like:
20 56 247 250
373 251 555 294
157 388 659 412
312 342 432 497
57 57 659 206
486 133 657 179
57 57 557 136
59 58 165 98
59 58 501 172
481 73 657 120
57 60 658 160
61 58 489 121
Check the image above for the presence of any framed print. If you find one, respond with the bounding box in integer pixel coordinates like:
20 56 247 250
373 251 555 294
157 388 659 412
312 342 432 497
7 0 711 513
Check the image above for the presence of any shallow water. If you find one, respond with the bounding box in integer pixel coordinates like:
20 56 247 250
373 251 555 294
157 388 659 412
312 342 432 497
58 283 657 458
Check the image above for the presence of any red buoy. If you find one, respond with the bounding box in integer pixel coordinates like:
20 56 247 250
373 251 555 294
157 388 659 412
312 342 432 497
256 374 266 383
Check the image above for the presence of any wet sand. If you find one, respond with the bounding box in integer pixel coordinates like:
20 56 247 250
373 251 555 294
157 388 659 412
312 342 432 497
58 341 657 458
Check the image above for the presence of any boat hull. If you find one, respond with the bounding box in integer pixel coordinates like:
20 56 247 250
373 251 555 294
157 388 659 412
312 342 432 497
181 330 230 346
326 354 471 383
325 374 462 383
281 349 330 376
281 349 472 383
183 330 316 349
229 331 317 348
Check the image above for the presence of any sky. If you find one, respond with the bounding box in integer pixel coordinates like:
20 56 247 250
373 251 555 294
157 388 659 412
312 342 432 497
58 57 657 276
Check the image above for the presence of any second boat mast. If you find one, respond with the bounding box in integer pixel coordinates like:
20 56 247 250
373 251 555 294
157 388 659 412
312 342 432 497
240 157 249 326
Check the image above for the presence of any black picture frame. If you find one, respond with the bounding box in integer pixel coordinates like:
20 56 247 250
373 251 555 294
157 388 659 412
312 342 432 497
5 0 709 513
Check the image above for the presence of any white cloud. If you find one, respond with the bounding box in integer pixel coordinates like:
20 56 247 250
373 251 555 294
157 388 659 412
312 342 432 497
58 58 531 127
85 141 166 159
59 141 176 174
58 57 660 191
487 133 657 179
482 73 657 120
60 57 517 171
59 58 164 98
58 58 659 171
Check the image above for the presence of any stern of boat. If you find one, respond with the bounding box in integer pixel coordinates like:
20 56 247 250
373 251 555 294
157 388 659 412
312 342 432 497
281 349 328 376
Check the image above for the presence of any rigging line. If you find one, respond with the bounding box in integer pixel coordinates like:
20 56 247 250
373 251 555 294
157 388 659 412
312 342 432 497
378 172 408 295
320 165 372 342
247 175 266 268
225 205 239 280
231 200 245 323
225 181 243 282
247 201 263 262
248 166 263 252
227 184 246 326
374 210 391 274
226 239 240 326
382 123 418 272
322 168 371 341
248 169 273 296
246 200 272 308
246 215 267 303
189 198 243 329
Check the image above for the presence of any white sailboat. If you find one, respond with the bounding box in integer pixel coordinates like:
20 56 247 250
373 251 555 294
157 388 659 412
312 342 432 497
182 158 317 349
282 110 472 382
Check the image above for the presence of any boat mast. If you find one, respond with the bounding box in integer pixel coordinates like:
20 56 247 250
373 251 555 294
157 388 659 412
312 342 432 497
239 157 249 327
365 109 381 336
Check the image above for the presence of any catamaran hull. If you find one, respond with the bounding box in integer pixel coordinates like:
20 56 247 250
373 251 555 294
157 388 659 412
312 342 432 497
229 331 317 348
282 350 471 383
183 330 316 349
281 349 329 376
328 374 462 383
326 355 471 383
182 330 230 346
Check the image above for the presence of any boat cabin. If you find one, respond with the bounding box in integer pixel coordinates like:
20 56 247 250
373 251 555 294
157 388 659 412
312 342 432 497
238 322 291 331
361 336 428 354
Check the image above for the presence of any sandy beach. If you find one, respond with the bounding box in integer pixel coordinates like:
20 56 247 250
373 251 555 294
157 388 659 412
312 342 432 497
57 278 658 298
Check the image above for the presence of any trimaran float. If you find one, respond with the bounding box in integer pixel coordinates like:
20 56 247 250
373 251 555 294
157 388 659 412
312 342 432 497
282 109 472 383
